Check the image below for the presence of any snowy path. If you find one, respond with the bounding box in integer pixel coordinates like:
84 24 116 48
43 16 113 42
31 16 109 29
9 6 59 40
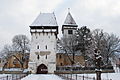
21 74 64 80
21 73 120 80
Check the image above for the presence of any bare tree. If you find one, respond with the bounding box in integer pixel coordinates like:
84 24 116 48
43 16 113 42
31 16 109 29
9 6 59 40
92 29 120 66
58 34 78 65
0 34 30 70
0 44 13 57
12 34 30 70
0 44 13 71
12 34 30 53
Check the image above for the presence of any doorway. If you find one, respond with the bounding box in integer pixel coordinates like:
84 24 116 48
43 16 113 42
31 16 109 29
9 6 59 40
36 64 48 74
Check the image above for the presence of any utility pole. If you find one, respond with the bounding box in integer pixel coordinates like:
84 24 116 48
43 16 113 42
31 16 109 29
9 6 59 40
94 49 102 80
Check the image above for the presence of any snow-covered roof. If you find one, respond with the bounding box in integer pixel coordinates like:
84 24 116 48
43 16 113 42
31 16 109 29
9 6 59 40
30 13 58 27
63 12 77 26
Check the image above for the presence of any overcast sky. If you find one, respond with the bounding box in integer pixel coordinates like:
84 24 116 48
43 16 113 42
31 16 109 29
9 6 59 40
0 0 120 50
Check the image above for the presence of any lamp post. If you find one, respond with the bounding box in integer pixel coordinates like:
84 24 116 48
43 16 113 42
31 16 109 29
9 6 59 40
94 49 102 80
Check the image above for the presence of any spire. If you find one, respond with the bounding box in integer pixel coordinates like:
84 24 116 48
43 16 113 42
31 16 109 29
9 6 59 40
63 11 77 26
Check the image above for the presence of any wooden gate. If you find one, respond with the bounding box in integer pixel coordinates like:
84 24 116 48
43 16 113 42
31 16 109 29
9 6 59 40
36 64 48 74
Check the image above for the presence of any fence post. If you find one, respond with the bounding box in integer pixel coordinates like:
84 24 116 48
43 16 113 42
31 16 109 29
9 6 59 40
11 74 13 80
83 75 84 80
71 74 72 80
67 74 68 79
6 75 8 80
93 77 95 80
76 74 77 80
16 74 17 80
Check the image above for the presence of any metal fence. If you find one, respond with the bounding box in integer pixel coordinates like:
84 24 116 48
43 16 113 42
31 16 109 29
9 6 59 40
57 74 112 80
0 74 28 80
56 66 114 71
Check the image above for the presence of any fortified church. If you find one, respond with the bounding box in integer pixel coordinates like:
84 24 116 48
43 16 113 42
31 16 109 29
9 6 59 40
28 11 80 74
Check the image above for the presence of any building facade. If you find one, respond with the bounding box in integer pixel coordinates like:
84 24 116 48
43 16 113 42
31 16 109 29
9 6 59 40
5 52 29 69
56 53 84 67
29 13 58 73
29 12 85 74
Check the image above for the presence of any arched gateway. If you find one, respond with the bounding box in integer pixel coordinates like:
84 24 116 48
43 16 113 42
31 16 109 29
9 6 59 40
36 64 48 74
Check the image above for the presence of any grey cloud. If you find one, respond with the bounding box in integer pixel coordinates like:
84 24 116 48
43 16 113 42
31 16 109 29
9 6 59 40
0 0 120 50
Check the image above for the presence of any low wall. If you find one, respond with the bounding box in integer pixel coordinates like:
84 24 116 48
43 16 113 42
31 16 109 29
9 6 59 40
55 70 114 74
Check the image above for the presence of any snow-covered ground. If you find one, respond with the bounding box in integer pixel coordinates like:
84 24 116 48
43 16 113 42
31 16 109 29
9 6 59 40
0 73 119 80
0 74 10 77
0 74 27 80
21 73 120 80
77 73 120 80
21 74 64 80
0 74 12 80
60 73 120 80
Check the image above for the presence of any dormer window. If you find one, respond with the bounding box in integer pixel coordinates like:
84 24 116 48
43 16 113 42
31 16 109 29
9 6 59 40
68 30 73 34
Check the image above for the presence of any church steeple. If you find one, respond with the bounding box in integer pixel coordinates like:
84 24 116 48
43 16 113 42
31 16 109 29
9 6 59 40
62 11 78 37
63 12 77 26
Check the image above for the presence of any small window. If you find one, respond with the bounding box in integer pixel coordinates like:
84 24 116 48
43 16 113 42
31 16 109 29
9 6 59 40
59 55 62 59
37 55 40 60
36 36 37 39
60 63 63 66
46 45 47 49
68 30 73 34
46 55 47 59
37 45 39 49
31 33 33 35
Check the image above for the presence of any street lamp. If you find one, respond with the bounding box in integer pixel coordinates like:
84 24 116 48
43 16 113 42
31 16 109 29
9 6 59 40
94 49 102 80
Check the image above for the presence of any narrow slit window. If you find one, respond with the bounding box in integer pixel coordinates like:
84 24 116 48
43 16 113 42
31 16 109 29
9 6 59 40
36 35 37 39
37 45 39 49
46 55 47 59
37 55 40 60
60 63 63 66
59 55 62 59
46 45 47 49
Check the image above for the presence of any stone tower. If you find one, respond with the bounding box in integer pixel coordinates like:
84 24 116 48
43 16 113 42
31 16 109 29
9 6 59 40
29 13 58 73
62 12 78 37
